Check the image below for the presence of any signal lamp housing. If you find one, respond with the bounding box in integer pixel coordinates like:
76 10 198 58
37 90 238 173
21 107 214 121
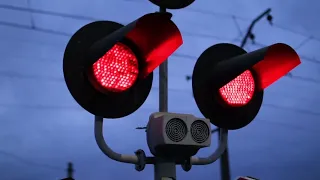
63 12 183 119
148 0 195 9
192 43 300 130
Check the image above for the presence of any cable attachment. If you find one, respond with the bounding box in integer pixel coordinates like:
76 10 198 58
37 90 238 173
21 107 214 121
134 149 147 171
181 158 192 172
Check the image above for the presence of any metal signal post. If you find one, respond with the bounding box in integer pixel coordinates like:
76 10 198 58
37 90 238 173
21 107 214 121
219 8 273 180
159 6 169 115
156 6 176 180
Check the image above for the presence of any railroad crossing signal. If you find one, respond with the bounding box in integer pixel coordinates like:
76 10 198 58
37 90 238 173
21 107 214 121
61 7 302 180
63 12 183 118
192 43 301 130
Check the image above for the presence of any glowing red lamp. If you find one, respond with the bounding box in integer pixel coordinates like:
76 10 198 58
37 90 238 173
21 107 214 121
63 12 183 119
90 43 139 93
192 43 301 130
219 70 255 107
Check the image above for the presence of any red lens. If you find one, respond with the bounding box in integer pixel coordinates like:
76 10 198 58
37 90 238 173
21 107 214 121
219 70 255 106
92 43 139 92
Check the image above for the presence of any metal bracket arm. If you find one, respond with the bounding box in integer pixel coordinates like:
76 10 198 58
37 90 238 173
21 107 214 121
191 128 228 165
94 116 140 164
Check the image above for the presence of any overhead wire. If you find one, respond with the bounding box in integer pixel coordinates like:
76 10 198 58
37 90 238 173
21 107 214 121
0 12 317 86
0 18 319 67
1 2 320 64
2 3 320 45
0 149 64 171
0 32 317 115
0 70 318 116
0 2 318 116
123 0 320 42
0 20 71 37
1 3 320 51
232 15 244 37
294 36 313 50
0 4 226 41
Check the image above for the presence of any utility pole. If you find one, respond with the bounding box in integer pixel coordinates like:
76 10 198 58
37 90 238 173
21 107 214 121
219 8 273 180
61 162 74 180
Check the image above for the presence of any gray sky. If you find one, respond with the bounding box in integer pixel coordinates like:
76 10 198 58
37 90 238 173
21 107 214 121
0 0 319 179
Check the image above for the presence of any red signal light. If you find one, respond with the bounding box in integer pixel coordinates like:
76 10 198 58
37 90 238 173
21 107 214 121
192 43 300 130
219 70 255 107
63 13 183 118
91 43 139 93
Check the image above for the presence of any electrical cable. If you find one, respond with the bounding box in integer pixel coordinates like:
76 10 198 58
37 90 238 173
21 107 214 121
0 4 227 41
0 149 64 171
1 3 320 44
0 88 318 116
122 0 320 42
0 20 71 37
1 3 320 64
0 3 318 116
1 4 319 66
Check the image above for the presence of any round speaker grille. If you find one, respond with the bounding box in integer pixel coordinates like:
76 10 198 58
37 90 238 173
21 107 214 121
165 118 187 142
191 120 210 143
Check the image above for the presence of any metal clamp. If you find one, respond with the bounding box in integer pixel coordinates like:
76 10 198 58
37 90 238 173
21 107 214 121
135 149 147 171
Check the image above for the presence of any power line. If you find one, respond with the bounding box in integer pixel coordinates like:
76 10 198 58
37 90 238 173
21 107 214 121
1 3 320 62
0 91 318 116
0 3 318 115
0 149 64 171
0 21 319 95
0 66 317 105
295 36 313 50
273 23 320 42
0 21 71 37
123 0 320 42
231 15 243 37
0 65 320 94
1 4 319 66
0 4 228 41
0 4 97 22
1 3 320 45
0 60 317 115
0 101 318 117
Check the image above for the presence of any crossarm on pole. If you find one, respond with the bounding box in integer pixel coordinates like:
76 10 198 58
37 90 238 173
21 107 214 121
191 128 228 165
94 116 139 164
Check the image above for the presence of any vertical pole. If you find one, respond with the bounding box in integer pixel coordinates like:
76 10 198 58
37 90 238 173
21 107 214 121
61 162 74 180
218 9 272 180
159 6 168 113
155 6 177 180
218 129 231 180
154 158 177 180
67 162 74 179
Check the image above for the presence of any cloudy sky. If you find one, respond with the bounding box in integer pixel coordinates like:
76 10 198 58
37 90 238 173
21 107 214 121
0 0 320 179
